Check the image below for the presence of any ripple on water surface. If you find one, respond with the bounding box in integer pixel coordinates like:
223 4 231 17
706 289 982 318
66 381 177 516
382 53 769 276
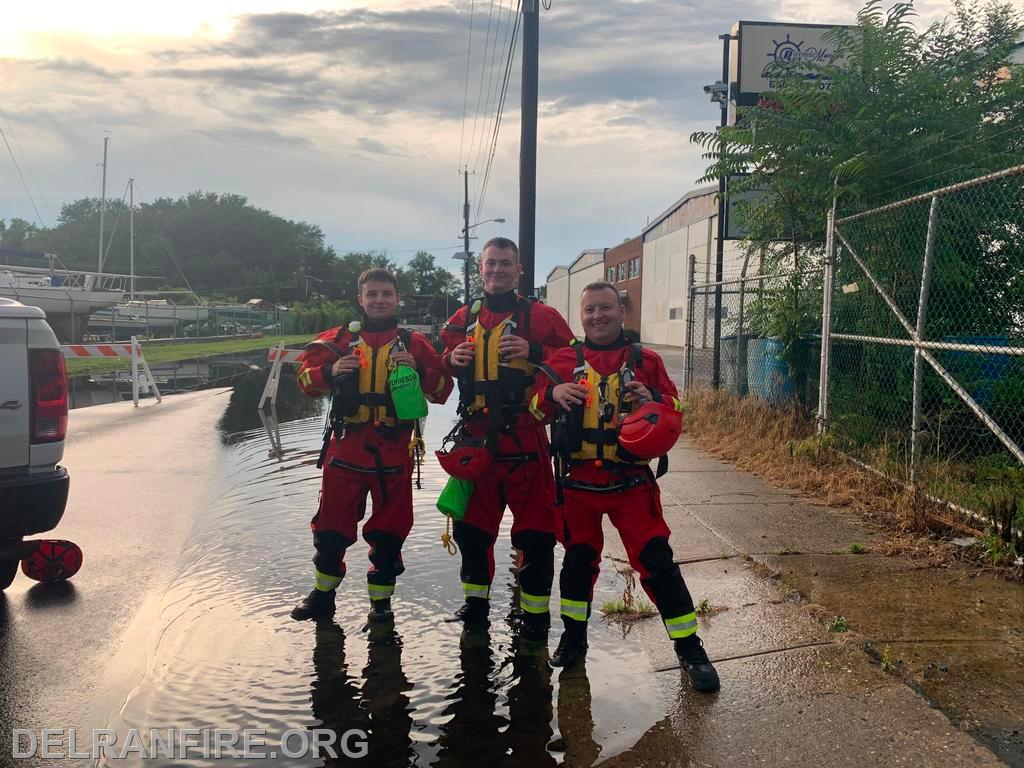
101 395 670 767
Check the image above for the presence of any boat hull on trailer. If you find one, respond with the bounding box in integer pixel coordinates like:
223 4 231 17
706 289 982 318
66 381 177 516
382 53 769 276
0 272 124 315
88 302 209 330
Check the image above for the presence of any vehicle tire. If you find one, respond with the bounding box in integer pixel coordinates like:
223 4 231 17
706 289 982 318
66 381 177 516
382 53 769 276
0 558 17 591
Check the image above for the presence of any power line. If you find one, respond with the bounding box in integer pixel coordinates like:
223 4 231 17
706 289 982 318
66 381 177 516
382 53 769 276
0 125 45 228
472 0 512 206
476 0 522 224
457 0 477 173
0 107 55 226
465 0 497 171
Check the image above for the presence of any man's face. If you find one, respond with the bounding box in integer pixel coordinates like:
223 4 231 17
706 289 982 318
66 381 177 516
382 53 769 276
479 245 522 294
358 280 399 321
580 288 624 345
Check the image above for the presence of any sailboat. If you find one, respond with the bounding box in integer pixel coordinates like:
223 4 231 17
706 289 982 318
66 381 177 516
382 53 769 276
0 139 126 340
87 177 209 333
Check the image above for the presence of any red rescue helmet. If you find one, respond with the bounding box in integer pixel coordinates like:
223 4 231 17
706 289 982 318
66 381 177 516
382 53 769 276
618 401 682 459
436 438 492 480
21 539 83 583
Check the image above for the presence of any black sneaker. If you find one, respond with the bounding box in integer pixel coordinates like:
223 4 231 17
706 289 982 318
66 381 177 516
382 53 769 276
367 598 394 622
445 599 490 625
548 625 588 668
675 636 720 692
290 589 336 621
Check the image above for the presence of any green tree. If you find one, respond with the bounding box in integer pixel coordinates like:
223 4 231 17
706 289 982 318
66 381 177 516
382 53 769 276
402 251 462 320
691 0 1024 388
0 218 40 251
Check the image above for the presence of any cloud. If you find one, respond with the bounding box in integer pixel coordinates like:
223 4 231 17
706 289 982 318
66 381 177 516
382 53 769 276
356 137 408 157
31 56 123 80
0 0 964 283
192 126 317 151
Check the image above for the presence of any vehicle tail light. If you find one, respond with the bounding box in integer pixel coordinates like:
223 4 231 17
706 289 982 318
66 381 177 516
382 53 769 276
29 349 68 443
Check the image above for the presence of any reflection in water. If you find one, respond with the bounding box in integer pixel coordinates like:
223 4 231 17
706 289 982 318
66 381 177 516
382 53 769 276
310 620 415 767
97 370 677 768
218 369 324 440
435 626 505 767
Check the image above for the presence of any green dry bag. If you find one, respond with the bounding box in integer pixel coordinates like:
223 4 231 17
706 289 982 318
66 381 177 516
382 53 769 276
437 477 473 520
388 364 429 420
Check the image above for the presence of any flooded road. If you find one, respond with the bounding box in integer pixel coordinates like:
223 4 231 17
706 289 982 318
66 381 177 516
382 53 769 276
97 383 671 767
7 364 1017 767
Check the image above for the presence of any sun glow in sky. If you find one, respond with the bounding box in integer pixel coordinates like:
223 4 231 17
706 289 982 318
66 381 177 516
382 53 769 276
0 0 966 279
0 1 418 56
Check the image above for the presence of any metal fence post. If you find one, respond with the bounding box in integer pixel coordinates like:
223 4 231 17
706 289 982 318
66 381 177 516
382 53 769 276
737 273 748 397
684 254 697 393
910 196 940 484
817 204 836 435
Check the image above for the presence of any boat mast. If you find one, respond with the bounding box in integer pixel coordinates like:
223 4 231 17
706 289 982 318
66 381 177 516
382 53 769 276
97 136 109 279
129 177 135 300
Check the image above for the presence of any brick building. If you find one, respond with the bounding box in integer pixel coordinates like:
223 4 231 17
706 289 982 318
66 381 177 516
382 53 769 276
602 236 642 333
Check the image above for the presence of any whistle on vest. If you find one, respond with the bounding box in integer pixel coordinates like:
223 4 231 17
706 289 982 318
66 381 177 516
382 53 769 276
578 378 594 407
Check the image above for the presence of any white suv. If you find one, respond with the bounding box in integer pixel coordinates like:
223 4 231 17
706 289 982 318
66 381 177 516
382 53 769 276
0 297 70 590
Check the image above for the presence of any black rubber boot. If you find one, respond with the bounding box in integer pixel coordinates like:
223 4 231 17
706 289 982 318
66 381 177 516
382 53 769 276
445 598 490 625
518 611 551 640
549 621 588 668
675 636 720 692
291 589 336 621
367 598 395 622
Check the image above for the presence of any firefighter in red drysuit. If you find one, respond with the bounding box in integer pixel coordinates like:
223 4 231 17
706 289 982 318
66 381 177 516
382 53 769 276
529 280 720 691
291 268 452 623
440 237 575 630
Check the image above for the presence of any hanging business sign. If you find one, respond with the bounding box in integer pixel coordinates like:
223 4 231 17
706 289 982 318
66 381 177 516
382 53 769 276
730 21 848 107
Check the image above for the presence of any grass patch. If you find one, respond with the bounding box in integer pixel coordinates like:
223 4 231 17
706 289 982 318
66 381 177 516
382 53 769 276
682 389 1021 576
66 335 311 376
827 615 850 633
600 598 657 618
848 543 866 554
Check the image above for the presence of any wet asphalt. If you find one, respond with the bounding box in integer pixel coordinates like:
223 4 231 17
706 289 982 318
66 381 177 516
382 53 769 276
1 365 1021 767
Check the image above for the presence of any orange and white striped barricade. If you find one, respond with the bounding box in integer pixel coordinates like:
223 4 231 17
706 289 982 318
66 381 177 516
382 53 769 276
260 344 306 411
62 335 162 407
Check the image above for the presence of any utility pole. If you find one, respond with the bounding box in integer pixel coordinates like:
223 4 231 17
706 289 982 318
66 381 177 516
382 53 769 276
459 167 473 305
518 0 539 297
711 33 730 390
98 135 109 277
129 177 135 300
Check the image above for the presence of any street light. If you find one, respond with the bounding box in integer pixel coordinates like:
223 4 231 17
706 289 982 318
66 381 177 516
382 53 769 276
455 217 506 304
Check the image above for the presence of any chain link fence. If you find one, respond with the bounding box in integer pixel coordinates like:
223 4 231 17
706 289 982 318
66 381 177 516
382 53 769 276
820 165 1024 518
685 268 822 409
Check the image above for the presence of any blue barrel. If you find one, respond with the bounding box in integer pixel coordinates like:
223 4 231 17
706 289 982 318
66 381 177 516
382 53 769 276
746 338 795 404
941 336 1010 406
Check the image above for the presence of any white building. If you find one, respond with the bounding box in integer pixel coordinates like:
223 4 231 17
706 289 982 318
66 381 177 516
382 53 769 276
565 250 605 337
544 250 605 337
640 187 747 347
545 265 570 322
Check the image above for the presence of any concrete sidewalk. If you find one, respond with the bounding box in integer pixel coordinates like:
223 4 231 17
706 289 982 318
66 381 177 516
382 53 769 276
596 437 1023 767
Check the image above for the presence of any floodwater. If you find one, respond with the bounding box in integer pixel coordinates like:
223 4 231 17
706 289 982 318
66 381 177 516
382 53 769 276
97 375 675 767
68 350 277 410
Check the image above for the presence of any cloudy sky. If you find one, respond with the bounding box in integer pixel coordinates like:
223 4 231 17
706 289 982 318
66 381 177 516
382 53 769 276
1 0 955 286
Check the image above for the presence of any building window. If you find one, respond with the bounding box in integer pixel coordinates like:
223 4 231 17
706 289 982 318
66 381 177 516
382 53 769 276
606 267 615 283
669 307 681 320
628 257 640 279
616 263 626 282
